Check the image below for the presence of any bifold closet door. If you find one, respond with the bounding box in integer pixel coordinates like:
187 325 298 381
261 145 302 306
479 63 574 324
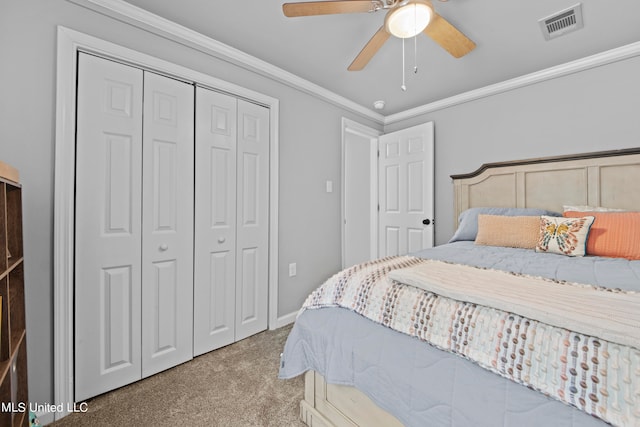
75 53 143 402
193 89 237 355
193 87 269 356
234 99 269 341
75 53 194 400
140 72 194 378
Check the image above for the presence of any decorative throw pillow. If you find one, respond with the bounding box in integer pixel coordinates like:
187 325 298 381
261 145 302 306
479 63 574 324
449 207 562 243
475 215 540 249
563 211 640 260
535 215 595 257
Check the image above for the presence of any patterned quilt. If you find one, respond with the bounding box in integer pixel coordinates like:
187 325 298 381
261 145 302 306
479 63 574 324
301 256 640 427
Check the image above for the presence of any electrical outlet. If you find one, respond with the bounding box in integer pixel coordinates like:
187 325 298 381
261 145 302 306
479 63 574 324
289 263 297 277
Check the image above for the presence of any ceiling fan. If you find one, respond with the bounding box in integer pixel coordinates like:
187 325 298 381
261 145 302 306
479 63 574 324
282 0 476 71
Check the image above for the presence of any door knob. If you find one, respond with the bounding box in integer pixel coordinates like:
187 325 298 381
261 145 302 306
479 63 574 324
159 243 169 251
218 237 226 244
422 219 431 225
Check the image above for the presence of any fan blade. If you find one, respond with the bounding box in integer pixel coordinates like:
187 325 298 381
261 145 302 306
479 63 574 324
283 1 377 17
348 26 390 71
423 13 476 58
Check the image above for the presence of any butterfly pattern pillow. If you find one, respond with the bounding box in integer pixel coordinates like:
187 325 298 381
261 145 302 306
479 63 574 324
535 215 595 256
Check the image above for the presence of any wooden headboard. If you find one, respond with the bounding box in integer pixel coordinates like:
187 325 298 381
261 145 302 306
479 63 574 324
451 148 640 223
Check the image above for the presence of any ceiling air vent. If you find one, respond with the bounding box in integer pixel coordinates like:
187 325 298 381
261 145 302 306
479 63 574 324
539 3 584 40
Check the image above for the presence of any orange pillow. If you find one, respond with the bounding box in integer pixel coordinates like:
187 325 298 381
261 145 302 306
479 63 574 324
563 211 640 260
475 214 540 249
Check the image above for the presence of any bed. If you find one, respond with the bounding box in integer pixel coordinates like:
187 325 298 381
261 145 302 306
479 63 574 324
279 148 640 427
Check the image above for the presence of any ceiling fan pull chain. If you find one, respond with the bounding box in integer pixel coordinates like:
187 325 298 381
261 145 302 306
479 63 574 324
401 37 407 91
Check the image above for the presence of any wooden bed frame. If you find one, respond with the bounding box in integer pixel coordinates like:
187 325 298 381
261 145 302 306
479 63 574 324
299 147 640 427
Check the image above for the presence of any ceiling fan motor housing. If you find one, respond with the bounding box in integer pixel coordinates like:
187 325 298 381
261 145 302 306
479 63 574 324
385 0 434 39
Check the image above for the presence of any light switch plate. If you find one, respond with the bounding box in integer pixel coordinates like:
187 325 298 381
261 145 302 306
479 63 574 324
289 263 297 277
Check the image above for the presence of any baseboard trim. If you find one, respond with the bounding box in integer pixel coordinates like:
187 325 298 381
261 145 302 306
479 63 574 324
273 311 298 330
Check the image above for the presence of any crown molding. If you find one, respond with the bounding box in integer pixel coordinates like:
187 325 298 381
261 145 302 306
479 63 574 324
66 0 386 124
67 0 640 128
384 40 640 125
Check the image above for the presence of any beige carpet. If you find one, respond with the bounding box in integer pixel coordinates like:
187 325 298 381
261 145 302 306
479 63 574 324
52 325 305 427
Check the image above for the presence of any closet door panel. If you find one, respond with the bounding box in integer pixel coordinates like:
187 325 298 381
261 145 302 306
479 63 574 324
235 100 269 341
141 72 194 377
194 87 238 356
75 53 144 401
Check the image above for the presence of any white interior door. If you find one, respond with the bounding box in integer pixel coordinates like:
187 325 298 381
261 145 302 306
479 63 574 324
193 91 269 353
75 53 144 401
193 87 238 355
235 99 269 341
378 122 434 257
73 50 272 403
342 121 379 268
141 72 194 377
75 54 196 399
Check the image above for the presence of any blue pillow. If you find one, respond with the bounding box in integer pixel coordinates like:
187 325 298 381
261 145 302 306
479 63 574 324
448 207 562 243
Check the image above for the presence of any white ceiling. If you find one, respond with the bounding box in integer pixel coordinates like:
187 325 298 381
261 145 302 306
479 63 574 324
122 0 640 115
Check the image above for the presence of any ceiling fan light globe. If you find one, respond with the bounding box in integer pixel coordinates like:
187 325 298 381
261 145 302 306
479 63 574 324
385 2 432 38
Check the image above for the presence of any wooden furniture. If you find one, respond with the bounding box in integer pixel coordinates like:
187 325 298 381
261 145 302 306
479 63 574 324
298 147 640 427
452 147 640 225
301 371 403 427
0 161 28 427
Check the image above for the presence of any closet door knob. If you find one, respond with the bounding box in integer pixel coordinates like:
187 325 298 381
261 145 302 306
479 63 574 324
218 237 226 244
159 243 168 251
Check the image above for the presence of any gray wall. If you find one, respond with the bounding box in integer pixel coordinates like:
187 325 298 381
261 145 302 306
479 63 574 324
0 0 381 408
2 0 639 413
385 55 640 245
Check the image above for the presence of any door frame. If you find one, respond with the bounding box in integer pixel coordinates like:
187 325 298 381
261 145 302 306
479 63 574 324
54 26 280 419
341 118 381 268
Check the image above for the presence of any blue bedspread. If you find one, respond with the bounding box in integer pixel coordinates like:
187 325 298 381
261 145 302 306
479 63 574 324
279 242 640 426
412 241 640 292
